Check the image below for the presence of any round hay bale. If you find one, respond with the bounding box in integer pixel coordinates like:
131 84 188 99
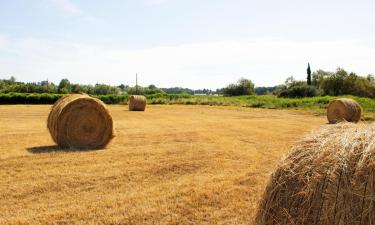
128 95 146 111
255 123 375 225
327 98 361 124
47 94 114 149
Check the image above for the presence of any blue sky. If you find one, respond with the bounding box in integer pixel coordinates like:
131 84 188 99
1 0 375 89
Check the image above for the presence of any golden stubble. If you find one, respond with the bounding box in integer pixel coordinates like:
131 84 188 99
0 105 325 225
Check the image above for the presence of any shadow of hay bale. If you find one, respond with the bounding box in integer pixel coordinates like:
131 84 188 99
26 145 102 153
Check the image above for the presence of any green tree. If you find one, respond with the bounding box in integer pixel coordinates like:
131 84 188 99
317 68 375 97
307 63 312 85
238 78 255 95
58 78 71 94
148 84 157 89
284 76 296 88
312 70 332 87
275 75 321 98
367 74 375 83
93 84 120 95
118 84 126 91
10 76 16 83
222 78 255 96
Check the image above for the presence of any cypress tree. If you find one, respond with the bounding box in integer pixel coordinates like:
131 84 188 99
307 63 312 85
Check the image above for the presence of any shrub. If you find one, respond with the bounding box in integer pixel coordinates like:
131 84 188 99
277 84 320 98
222 78 255 96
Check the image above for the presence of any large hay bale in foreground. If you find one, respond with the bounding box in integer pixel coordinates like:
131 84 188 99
47 94 114 149
128 95 146 111
255 123 375 225
327 98 361 124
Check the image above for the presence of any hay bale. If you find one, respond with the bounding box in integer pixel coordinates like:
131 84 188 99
255 123 375 225
327 98 361 124
47 94 114 149
128 95 146 111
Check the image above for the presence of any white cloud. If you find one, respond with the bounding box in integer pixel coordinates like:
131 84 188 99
49 0 82 15
1 37 375 89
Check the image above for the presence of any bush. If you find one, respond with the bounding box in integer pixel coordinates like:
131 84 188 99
276 84 320 98
0 93 194 105
95 94 128 104
222 78 255 96
0 93 128 104
0 93 62 104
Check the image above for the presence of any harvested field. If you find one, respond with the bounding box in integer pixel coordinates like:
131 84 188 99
0 105 325 224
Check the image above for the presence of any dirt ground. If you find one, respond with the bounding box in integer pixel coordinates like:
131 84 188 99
0 105 325 224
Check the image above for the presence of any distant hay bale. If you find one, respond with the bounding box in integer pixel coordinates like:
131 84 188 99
255 123 375 225
128 95 146 111
327 98 361 124
47 94 114 149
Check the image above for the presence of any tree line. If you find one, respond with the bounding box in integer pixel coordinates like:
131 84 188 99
0 77 218 96
274 67 375 98
0 78 166 95
1 66 375 98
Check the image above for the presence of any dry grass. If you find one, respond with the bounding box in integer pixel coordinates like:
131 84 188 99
255 122 375 225
0 105 324 224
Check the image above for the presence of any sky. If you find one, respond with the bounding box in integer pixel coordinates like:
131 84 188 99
0 0 375 89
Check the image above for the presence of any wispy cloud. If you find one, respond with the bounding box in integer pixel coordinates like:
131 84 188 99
49 0 82 15
1 37 375 88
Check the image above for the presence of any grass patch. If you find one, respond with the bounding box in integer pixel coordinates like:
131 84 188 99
1 93 375 120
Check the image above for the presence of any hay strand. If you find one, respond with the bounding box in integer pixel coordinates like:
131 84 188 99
47 94 114 149
255 123 375 225
327 98 361 124
128 95 146 111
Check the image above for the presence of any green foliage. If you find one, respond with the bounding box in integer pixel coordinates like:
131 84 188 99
276 83 321 98
0 81 58 93
126 85 165 95
0 93 127 104
92 84 120 95
95 94 128 104
0 77 122 95
222 78 255 96
307 63 312 85
2 66 375 102
313 68 375 98
58 78 71 93
275 67 375 98
2 93 375 120
161 87 194 94
0 93 191 105
274 76 321 98
255 86 277 95
312 70 333 87
0 93 62 104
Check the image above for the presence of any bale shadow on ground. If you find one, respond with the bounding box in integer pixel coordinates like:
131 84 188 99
26 145 102 153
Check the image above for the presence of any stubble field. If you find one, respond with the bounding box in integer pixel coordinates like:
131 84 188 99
0 105 325 224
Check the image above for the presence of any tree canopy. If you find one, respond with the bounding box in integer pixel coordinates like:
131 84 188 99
221 78 255 96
